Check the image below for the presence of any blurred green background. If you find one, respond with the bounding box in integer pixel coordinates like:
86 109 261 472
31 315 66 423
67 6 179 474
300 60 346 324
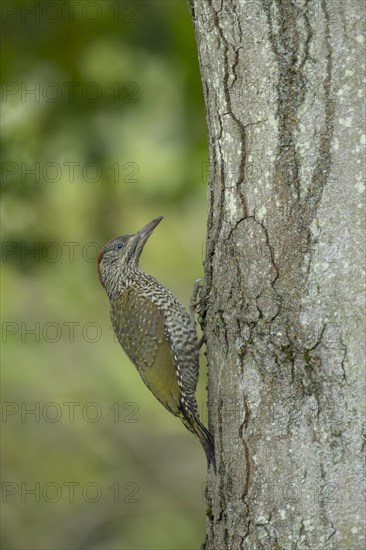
1 1 209 548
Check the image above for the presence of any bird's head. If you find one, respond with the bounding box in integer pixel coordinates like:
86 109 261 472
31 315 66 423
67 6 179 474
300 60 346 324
97 216 163 298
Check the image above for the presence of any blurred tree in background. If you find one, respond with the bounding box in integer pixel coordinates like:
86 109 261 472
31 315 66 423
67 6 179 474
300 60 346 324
1 1 209 548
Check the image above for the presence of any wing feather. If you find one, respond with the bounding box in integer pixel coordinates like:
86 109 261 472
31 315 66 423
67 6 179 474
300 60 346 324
111 288 181 415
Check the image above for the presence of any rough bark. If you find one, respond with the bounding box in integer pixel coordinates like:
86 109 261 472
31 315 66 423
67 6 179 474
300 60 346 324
188 1 365 548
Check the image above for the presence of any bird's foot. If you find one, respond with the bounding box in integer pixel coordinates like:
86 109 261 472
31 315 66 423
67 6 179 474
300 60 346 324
190 277 206 349
190 277 205 320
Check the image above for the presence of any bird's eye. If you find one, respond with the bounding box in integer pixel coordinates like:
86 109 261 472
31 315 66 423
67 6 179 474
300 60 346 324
115 242 124 251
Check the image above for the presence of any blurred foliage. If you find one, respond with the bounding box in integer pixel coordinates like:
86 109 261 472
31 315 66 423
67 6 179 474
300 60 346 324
1 1 209 549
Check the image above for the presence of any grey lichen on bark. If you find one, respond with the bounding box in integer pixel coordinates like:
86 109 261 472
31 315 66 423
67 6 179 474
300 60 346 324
188 0 365 548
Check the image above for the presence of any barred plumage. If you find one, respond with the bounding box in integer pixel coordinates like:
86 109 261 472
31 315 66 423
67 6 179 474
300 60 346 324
97 216 215 471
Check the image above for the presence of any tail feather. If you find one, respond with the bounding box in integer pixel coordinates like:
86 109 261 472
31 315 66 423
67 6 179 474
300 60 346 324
194 417 216 473
180 405 216 472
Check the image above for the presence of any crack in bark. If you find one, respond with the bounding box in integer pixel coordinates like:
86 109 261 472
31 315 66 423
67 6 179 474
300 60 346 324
250 212 283 323
298 0 313 71
326 522 337 543
251 214 280 289
229 45 243 91
262 0 308 205
217 309 229 354
207 0 248 218
232 1 243 44
304 0 335 218
340 344 348 384
235 317 247 375
239 397 253 522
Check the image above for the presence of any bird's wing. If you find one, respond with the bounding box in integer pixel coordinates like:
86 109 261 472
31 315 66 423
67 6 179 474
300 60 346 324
111 288 181 415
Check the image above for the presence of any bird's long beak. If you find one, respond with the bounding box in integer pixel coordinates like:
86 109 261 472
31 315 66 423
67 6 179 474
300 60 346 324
132 216 163 259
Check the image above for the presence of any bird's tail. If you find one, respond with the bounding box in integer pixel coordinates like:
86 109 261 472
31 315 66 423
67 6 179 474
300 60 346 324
180 406 216 472
194 417 216 473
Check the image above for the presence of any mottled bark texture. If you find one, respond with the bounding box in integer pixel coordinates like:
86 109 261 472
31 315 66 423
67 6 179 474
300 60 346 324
188 1 365 548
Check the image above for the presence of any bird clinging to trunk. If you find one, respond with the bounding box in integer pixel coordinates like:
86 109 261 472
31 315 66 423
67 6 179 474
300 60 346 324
97 216 215 471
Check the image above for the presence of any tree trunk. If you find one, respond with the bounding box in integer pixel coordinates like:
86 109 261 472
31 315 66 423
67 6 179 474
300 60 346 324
188 1 365 548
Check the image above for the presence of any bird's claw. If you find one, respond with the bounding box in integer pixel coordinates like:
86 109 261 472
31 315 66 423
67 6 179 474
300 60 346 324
190 277 205 319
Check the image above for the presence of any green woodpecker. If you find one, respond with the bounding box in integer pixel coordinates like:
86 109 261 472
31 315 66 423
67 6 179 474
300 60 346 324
97 216 215 471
